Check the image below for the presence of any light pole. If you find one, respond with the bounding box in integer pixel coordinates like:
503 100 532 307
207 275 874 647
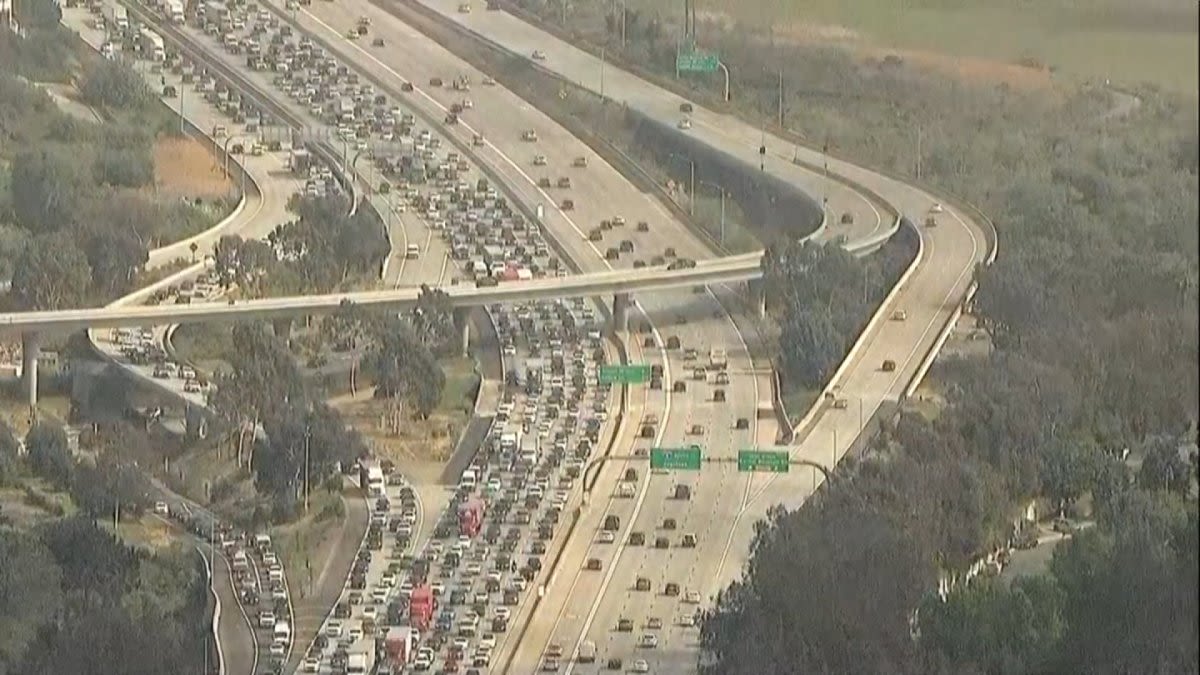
600 47 605 98
303 424 311 512
221 134 234 178
717 61 730 101
667 151 696 215
776 69 784 127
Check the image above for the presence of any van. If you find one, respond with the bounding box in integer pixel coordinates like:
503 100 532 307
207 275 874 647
578 640 597 662
603 515 620 531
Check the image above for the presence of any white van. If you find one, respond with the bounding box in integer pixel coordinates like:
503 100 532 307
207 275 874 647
273 620 291 643
460 469 477 489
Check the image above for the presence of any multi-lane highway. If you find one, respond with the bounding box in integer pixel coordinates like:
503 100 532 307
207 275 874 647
35 1 998 673
373 3 991 672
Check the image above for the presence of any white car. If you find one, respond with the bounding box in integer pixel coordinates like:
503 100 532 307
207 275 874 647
494 607 511 621
269 641 286 657
599 530 616 544
532 50 547 60
685 590 702 604
633 659 650 673
326 620 343 637
533 154 547 166
302 657 320 673
362 605 378 621
480 633 497 650
154 501 169 515
678 117 692 130
639 633 658 649
930 202 944 213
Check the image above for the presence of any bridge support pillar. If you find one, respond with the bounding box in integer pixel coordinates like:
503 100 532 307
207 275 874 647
272 318 293 342
21 331 41 417
454 308 472 358
611 293 630 333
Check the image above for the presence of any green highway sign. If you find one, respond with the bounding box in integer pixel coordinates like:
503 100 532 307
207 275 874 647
676 49 719 74
738 449 790 473
651 446 703 470
599 364 652 384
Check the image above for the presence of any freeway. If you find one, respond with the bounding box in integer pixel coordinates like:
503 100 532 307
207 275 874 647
391 3 992 672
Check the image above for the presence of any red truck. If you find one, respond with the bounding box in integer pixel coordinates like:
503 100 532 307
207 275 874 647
409 585 434 632
384 626 417 666
458 496 486 538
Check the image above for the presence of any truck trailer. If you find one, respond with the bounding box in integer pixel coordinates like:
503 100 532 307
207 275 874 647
383 626 417 667
103 4 129 31
458 496 485 538
409 584 435 632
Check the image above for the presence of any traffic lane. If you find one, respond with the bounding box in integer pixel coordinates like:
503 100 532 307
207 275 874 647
501 328 663 672
282 0 718 270
411 0 955 250
364 0 880 258
556 295 733 664
209 549 258 675
253 1 624 277
580 307 751 669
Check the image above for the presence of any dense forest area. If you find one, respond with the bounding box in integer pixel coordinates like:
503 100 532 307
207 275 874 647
504 2 1200 672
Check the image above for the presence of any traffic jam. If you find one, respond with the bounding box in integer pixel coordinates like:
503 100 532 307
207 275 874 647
300 296 616 674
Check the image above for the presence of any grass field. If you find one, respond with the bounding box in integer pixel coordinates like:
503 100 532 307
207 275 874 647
622 0 1199 93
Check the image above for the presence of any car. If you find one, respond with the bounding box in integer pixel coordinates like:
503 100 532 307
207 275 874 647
685 589 701 604
892 309 908 321
678 118 692 130
930 202 944 213
682 533 697 548
372 37 385 47
679 102 693 113
533 154 547 166
689 424 704 435
735 417 750 429
654 537 669 549
635 577 651 591
632 659 650 673
482 75 496 85
598 530 616 544
532 49 547 60
346 29 358 39
647 617 663 630
639 633 658 649
881 359 897 372
572 156 588 167
617 618 634 632
154 501 169 515
636 220 650 232
302 657 320 672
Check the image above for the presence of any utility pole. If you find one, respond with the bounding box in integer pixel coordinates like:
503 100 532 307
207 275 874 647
689 160 695 216
777 70 784 128
303 426 311 512
916 123 923 180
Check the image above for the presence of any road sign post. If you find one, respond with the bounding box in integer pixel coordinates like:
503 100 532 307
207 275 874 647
737 449 790 473
650 446 702 470
598 364 652 384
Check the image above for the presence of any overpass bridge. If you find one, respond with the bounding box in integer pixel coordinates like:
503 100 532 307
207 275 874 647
3 252 765 406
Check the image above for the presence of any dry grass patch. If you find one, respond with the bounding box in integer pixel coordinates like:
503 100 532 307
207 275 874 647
154 136 233 200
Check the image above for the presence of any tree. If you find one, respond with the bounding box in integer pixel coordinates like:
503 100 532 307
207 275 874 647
411 285 458 356
1049 490 1198 674
1039 438 1100 517
92 144 154 188
778 307 843 389
12 0 61 30
918 576 1066 675
0 530 63 672
212 235 277 295
11 232 92 310
83 227 149 297
24 422 73 490
79 58 152 111
366 319 445 418
1138 437 1192 496
0 421 20 487
71 457 153 520
9 147 88 232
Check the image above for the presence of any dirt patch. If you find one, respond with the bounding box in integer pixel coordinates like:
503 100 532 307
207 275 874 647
861 44 1054 90
330 388 460 486
700 11 1053 90
154 136 234 199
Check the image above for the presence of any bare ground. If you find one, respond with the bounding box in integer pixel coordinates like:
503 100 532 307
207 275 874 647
329 387 461 486
154 136 234 199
